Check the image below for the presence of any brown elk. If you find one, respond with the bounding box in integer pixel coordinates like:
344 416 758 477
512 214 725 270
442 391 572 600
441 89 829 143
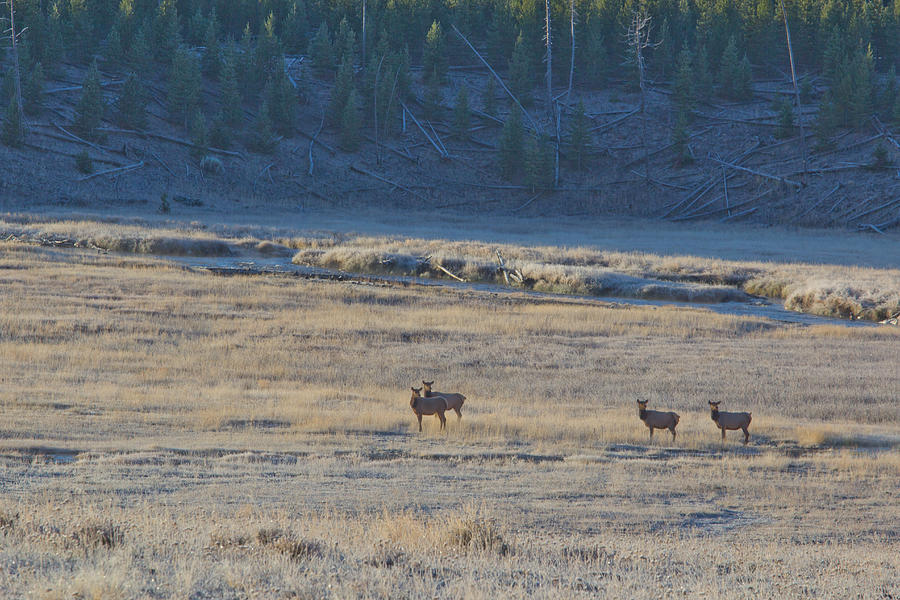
636 399 680 441
708 401 752 444
410 387 447 432
422 380 465 421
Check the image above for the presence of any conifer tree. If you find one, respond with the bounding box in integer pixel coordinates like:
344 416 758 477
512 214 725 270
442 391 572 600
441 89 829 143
237 24 256 97
525 134 554 190
309 22 335 75
775 98 794 139
106 23 125 66
578 24 607 88
335 17 356 64
128 27 153 73
23 62 45 116
672 113 691 165
693 45 713 101
2 96 24 147
45 7 64 69
219 50 243 127
483 76 497 116
453 86 470 139
499 107 524 179
568 101 589 171
509 33 533 106
263 69 297 136
718 36 742 99
209 112 232 148
423 21 447 82
424 69 442 120
248 100 278 153
75 60 103 139
893 95 900 128
328 57 354 125
674 46 694 117
190 109 209 159
202 11 221 77
340 88 362 150
282 1 309 54
255 13 283 81
169 46 201 127
153 0 181 62
116 72 146 130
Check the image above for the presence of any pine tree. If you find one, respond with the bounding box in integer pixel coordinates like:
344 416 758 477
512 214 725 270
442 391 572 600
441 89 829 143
128 27 153 73
190 109 209 159
106 23 125 66
45 6 65 69
75 60 103 139
153 0 181 62
453 86 470 139
674 46 694 117
116 72 146 130
202 10 221 77
340 88 362 150
525 134 554 190
169 46 201 127
335 17 356 64
2 96 24 147
23 62 45 116
693 45 713 101
328 57 354 125
672 113 692 165
263 69 297 136
483 76 497 116
579 24 607 88
248 100 278 153
424 69 442 120
568 101 590 171
255 13 283 81
775 98 794 139
209 112 232 148
849 46 873 129
237 24 256 98
308 22 335 75
718 36 742 99
423 21 447 82
219 50 243 127
508 33 533 106
282 1 309 54
499 107 524 180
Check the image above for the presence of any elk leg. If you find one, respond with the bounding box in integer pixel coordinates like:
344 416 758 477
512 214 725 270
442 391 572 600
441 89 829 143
438 411 446 431
417 413 423 432
670 426 676 441
454 407 461 420
721 427 726 441
648 426 654 440
742 427 749 444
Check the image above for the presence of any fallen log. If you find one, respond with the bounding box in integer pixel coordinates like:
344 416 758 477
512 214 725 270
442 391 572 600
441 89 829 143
77 160 144 181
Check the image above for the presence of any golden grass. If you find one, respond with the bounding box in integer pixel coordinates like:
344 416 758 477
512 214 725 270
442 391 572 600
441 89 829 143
1 241 899 598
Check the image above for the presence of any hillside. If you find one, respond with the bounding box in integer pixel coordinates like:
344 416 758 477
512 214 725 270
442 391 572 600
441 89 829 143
3 56 900 230
2 0 900 229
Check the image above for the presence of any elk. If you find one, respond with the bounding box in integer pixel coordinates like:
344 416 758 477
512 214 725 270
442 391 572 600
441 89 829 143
422 380 465 421
636 399 680 441
708 401 752 444
410 387 447 432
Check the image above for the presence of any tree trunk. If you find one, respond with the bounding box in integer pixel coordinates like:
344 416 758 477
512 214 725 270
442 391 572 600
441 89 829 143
780 0 807 180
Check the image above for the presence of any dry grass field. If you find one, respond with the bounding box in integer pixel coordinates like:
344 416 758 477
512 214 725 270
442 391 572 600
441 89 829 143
1 238 899 599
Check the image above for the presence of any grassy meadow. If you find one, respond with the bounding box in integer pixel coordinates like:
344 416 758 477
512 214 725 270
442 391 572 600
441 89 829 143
0 238 898 598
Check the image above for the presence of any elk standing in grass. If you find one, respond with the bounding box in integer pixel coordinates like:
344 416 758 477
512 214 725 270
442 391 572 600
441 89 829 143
636 399 680 442
422 380 466 421
410 387 447 432
709 400 752 444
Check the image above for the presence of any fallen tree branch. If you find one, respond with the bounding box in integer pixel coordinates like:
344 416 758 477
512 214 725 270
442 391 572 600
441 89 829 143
796 183 840 220
350 164 430 202
308 111 325 176
76 160 144 181
709 155 802 188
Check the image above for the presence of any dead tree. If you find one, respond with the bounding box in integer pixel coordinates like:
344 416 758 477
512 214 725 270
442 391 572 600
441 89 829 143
626 12 657 182
567 0 576 102
544 0 553 115
779 0 807 179
3 0 26 131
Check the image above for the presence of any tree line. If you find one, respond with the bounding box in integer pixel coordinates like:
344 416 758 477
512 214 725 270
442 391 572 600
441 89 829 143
2 0 900 180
